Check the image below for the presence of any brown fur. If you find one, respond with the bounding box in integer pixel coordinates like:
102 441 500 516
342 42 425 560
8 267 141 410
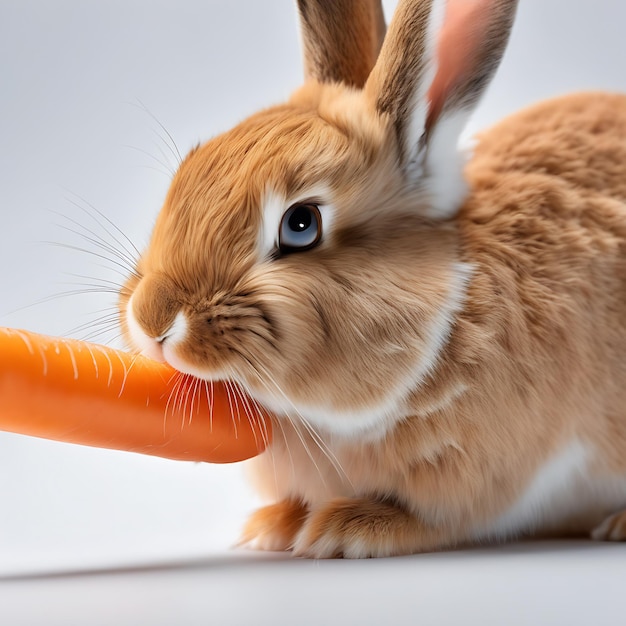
240 500 309 551
121 0 626 557
298 0 386 88
245 93 626 557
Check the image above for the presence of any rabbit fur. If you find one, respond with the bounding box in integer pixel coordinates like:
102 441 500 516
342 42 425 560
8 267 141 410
121 0 626 557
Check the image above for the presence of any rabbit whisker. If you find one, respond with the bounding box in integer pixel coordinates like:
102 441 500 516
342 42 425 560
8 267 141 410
132 98 183 166
231 352 350 489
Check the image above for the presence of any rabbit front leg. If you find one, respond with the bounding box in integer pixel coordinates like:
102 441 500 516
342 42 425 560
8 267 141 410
292 497 456 558
240 500 310 551
591 510 626 542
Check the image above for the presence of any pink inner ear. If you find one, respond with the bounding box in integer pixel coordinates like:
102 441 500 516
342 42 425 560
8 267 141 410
427 0 491 127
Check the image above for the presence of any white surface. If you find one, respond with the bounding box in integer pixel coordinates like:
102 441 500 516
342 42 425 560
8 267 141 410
1 1 626 624
1 543 625 626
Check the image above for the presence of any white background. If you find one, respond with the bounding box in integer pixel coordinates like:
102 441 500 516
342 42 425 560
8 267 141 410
1 1 626 624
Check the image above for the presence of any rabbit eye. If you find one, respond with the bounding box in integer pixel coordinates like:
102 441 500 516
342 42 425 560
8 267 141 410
278 203 322 253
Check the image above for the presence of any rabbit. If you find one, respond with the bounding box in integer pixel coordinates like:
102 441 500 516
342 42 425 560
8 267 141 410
120 0 626 558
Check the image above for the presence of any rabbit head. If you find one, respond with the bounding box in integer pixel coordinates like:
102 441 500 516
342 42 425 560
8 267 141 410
121 0 518 438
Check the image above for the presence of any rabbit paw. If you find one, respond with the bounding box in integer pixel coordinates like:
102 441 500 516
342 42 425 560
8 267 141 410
591 510 626 542
240 500 309 552
293 497 430 559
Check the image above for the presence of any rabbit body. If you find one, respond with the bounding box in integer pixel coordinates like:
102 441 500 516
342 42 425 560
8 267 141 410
243 92 626 557
122 0 626 557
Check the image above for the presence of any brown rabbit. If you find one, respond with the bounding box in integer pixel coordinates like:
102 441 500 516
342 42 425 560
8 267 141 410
120 0 626 557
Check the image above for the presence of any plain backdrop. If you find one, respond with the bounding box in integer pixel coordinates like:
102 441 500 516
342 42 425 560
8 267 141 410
1 1 626 624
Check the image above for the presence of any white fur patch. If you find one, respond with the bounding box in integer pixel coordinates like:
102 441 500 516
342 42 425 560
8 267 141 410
423 110 471 219
166 311 188 345
413 261 473 383
259 189 286 260
477 440 626 540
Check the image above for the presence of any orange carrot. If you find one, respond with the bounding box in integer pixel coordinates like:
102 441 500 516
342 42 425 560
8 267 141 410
0 327 271 463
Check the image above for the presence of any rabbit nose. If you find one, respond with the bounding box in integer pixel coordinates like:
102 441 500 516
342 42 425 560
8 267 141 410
129 272 184 338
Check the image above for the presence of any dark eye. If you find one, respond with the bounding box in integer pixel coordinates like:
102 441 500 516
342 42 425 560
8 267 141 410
278 203 322 253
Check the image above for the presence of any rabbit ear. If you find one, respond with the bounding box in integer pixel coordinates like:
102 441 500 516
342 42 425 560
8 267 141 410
365 0 519 218
297 0 386 88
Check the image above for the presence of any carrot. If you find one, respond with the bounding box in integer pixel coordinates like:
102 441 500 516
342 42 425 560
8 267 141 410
0 327 271 463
